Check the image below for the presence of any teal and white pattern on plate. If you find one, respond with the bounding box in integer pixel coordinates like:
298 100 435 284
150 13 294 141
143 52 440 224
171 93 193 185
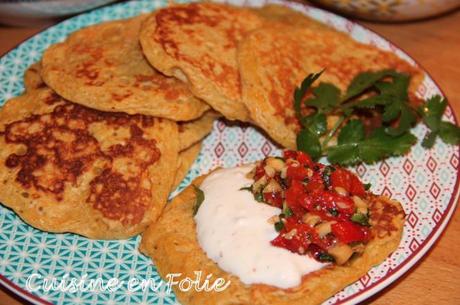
0 0 458 305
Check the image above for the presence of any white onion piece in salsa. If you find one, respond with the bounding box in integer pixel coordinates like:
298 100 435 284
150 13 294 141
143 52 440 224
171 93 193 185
194 165 327 289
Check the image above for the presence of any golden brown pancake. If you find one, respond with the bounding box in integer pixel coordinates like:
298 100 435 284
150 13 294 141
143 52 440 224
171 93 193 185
0 88 179 239
139 2 264 121
172 142 201 191
178 110 219 151
253 4 330 30
140 176 404 305
41 15 209 121
238 23 424 149
23 62 45 92
25 57 215 153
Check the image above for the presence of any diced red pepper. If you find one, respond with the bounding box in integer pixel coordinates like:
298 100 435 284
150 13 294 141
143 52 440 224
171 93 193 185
286 165 309 181
298 193 315 211
305 174 325 193
271 234 288 249
285 180 304 208
271 218 313 254
296 151 314 168
330 168 350 192
283 150 298 160
349 175 366 197
256 150 372 262
283 150 314 168
330 168 366 196
263 192 283 208
331 221 369 244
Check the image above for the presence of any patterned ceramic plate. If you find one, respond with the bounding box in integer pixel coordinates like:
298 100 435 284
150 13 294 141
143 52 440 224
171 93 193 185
0 0 458 304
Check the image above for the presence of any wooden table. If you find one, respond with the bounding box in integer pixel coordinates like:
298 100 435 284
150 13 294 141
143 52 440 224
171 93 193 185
0 6 459 305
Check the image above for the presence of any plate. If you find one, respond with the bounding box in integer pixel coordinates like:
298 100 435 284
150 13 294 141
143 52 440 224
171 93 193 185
0 0 458 304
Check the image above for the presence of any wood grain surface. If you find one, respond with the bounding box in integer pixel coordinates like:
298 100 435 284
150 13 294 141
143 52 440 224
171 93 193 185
0 4 459 305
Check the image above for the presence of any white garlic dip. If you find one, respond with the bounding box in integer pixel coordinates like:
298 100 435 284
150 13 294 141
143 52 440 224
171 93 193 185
194 164 327 289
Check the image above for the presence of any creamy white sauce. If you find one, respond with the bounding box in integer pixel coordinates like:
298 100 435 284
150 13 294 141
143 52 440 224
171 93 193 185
194 165 327 289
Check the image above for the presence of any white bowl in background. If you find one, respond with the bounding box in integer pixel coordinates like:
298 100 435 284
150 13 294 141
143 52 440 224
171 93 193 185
0 0 118 26
311 0 460 21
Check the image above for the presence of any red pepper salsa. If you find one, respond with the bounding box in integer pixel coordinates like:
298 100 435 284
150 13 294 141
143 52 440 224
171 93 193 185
245 150 372 265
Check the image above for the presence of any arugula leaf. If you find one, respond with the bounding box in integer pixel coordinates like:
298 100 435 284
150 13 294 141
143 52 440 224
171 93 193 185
344 70 393 100
192 185 205 216
328 128 417 165
439 122 460 145
296 128 322 160
300 113 327 136
305 83 341 113
294 71 324 121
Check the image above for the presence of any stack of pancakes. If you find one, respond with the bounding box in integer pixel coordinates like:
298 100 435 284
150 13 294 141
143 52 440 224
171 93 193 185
0 13 215 239
0 2 422 239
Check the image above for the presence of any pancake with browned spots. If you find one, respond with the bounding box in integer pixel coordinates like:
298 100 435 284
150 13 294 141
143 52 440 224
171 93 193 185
22 60 213 152
140 175 404 305
41 15 209 121
238 23 424 149
139 2 264 121
172 142 201 191
0 88 179 239
178 110 219 151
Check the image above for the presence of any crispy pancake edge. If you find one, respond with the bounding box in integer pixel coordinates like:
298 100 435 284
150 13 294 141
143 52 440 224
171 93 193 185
178 110 219 151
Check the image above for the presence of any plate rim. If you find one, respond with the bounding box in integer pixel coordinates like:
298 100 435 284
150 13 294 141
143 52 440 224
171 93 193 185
329 17 460 304
0 1 458 304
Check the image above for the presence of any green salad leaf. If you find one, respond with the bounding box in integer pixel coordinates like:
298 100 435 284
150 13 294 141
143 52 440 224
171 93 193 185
293 69 460 166
305 82 341 113
419 95 460 148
